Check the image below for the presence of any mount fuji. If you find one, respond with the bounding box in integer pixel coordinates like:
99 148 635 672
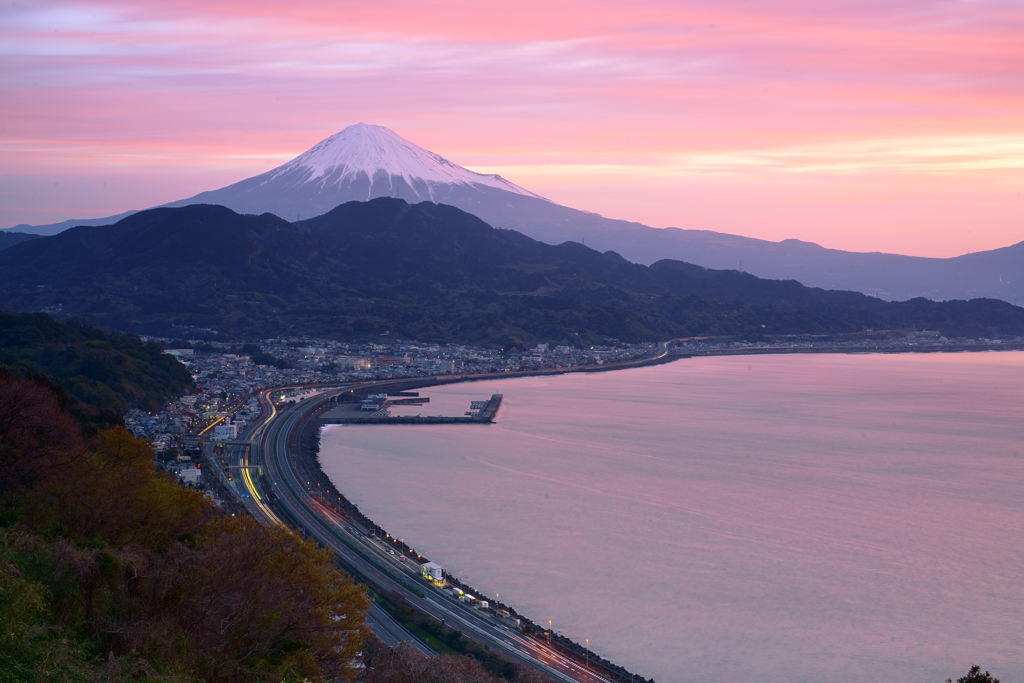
164 123 551 220
7 123 1024 305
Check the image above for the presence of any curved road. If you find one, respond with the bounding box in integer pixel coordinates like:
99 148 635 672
235 379 622 683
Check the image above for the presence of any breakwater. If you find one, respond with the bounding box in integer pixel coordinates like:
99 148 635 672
323 415 479 425
320 393 503 425
290 392 655 683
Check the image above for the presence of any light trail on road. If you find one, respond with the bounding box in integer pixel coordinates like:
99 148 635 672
242 380 619 683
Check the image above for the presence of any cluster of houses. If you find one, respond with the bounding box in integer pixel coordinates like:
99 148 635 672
123 336 655 481
128 330 1009 462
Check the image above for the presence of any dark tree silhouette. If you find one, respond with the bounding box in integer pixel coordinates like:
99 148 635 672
947 665 1000 683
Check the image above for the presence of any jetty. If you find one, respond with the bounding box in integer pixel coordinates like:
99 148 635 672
320 393 503 425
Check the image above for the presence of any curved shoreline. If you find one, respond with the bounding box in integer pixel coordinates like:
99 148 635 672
292 394 654 682
275 341 1022 682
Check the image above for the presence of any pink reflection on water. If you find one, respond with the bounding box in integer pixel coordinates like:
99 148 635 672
321 352 1024 683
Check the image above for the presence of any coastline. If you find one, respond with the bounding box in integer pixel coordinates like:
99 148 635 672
686 341 1024 357
277 341 1022 682
292 406 653 682
290 377 670 681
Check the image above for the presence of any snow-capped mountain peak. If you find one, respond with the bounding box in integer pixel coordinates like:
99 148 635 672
269 123 544 200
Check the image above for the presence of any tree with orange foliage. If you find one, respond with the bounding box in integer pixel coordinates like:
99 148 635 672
0 368 83 496
29 426 210 549
0 369 370 682
117 517 370 682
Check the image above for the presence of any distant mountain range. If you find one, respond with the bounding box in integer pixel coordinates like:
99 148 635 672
5 123 1023 304
1 199 1021 346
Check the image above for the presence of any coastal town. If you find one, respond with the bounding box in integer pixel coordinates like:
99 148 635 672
126 330 1024 455
125 336 657 483
116 328 1024 683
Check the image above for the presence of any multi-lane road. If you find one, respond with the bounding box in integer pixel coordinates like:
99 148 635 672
222 381 622 683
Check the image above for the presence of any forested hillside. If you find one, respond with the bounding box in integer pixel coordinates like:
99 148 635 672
0 311 193 415
1 200 1022 346
0 369 370 682
0 230 38 252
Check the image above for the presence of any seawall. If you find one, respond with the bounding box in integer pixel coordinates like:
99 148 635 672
291 393 655 683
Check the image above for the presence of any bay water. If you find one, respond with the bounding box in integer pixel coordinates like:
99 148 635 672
320 352 1024 682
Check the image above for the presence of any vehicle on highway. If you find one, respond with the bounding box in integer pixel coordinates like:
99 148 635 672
247 382 615 683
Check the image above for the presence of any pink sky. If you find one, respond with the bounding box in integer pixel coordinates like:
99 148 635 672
2 0 1023 256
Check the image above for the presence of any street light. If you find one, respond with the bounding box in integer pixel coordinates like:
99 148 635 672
585 638 589 670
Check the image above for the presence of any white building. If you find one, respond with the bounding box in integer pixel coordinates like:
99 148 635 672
337 356 372 370
421 561 444 584
212 420 238 440
178 466 202 485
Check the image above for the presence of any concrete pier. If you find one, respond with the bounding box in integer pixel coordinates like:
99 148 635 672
475 394 503 421
320 393 503 426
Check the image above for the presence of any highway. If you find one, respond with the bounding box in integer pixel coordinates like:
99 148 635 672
231 381 621 683
204 384 434 655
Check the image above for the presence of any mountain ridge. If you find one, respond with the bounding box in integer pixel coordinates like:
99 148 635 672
0 229 40 252
1 199 1022 346
5 124 1022 304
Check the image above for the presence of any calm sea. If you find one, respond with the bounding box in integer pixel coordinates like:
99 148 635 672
320 352 1024 683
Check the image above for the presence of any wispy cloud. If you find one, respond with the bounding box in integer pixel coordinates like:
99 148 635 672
2 0 1023 254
